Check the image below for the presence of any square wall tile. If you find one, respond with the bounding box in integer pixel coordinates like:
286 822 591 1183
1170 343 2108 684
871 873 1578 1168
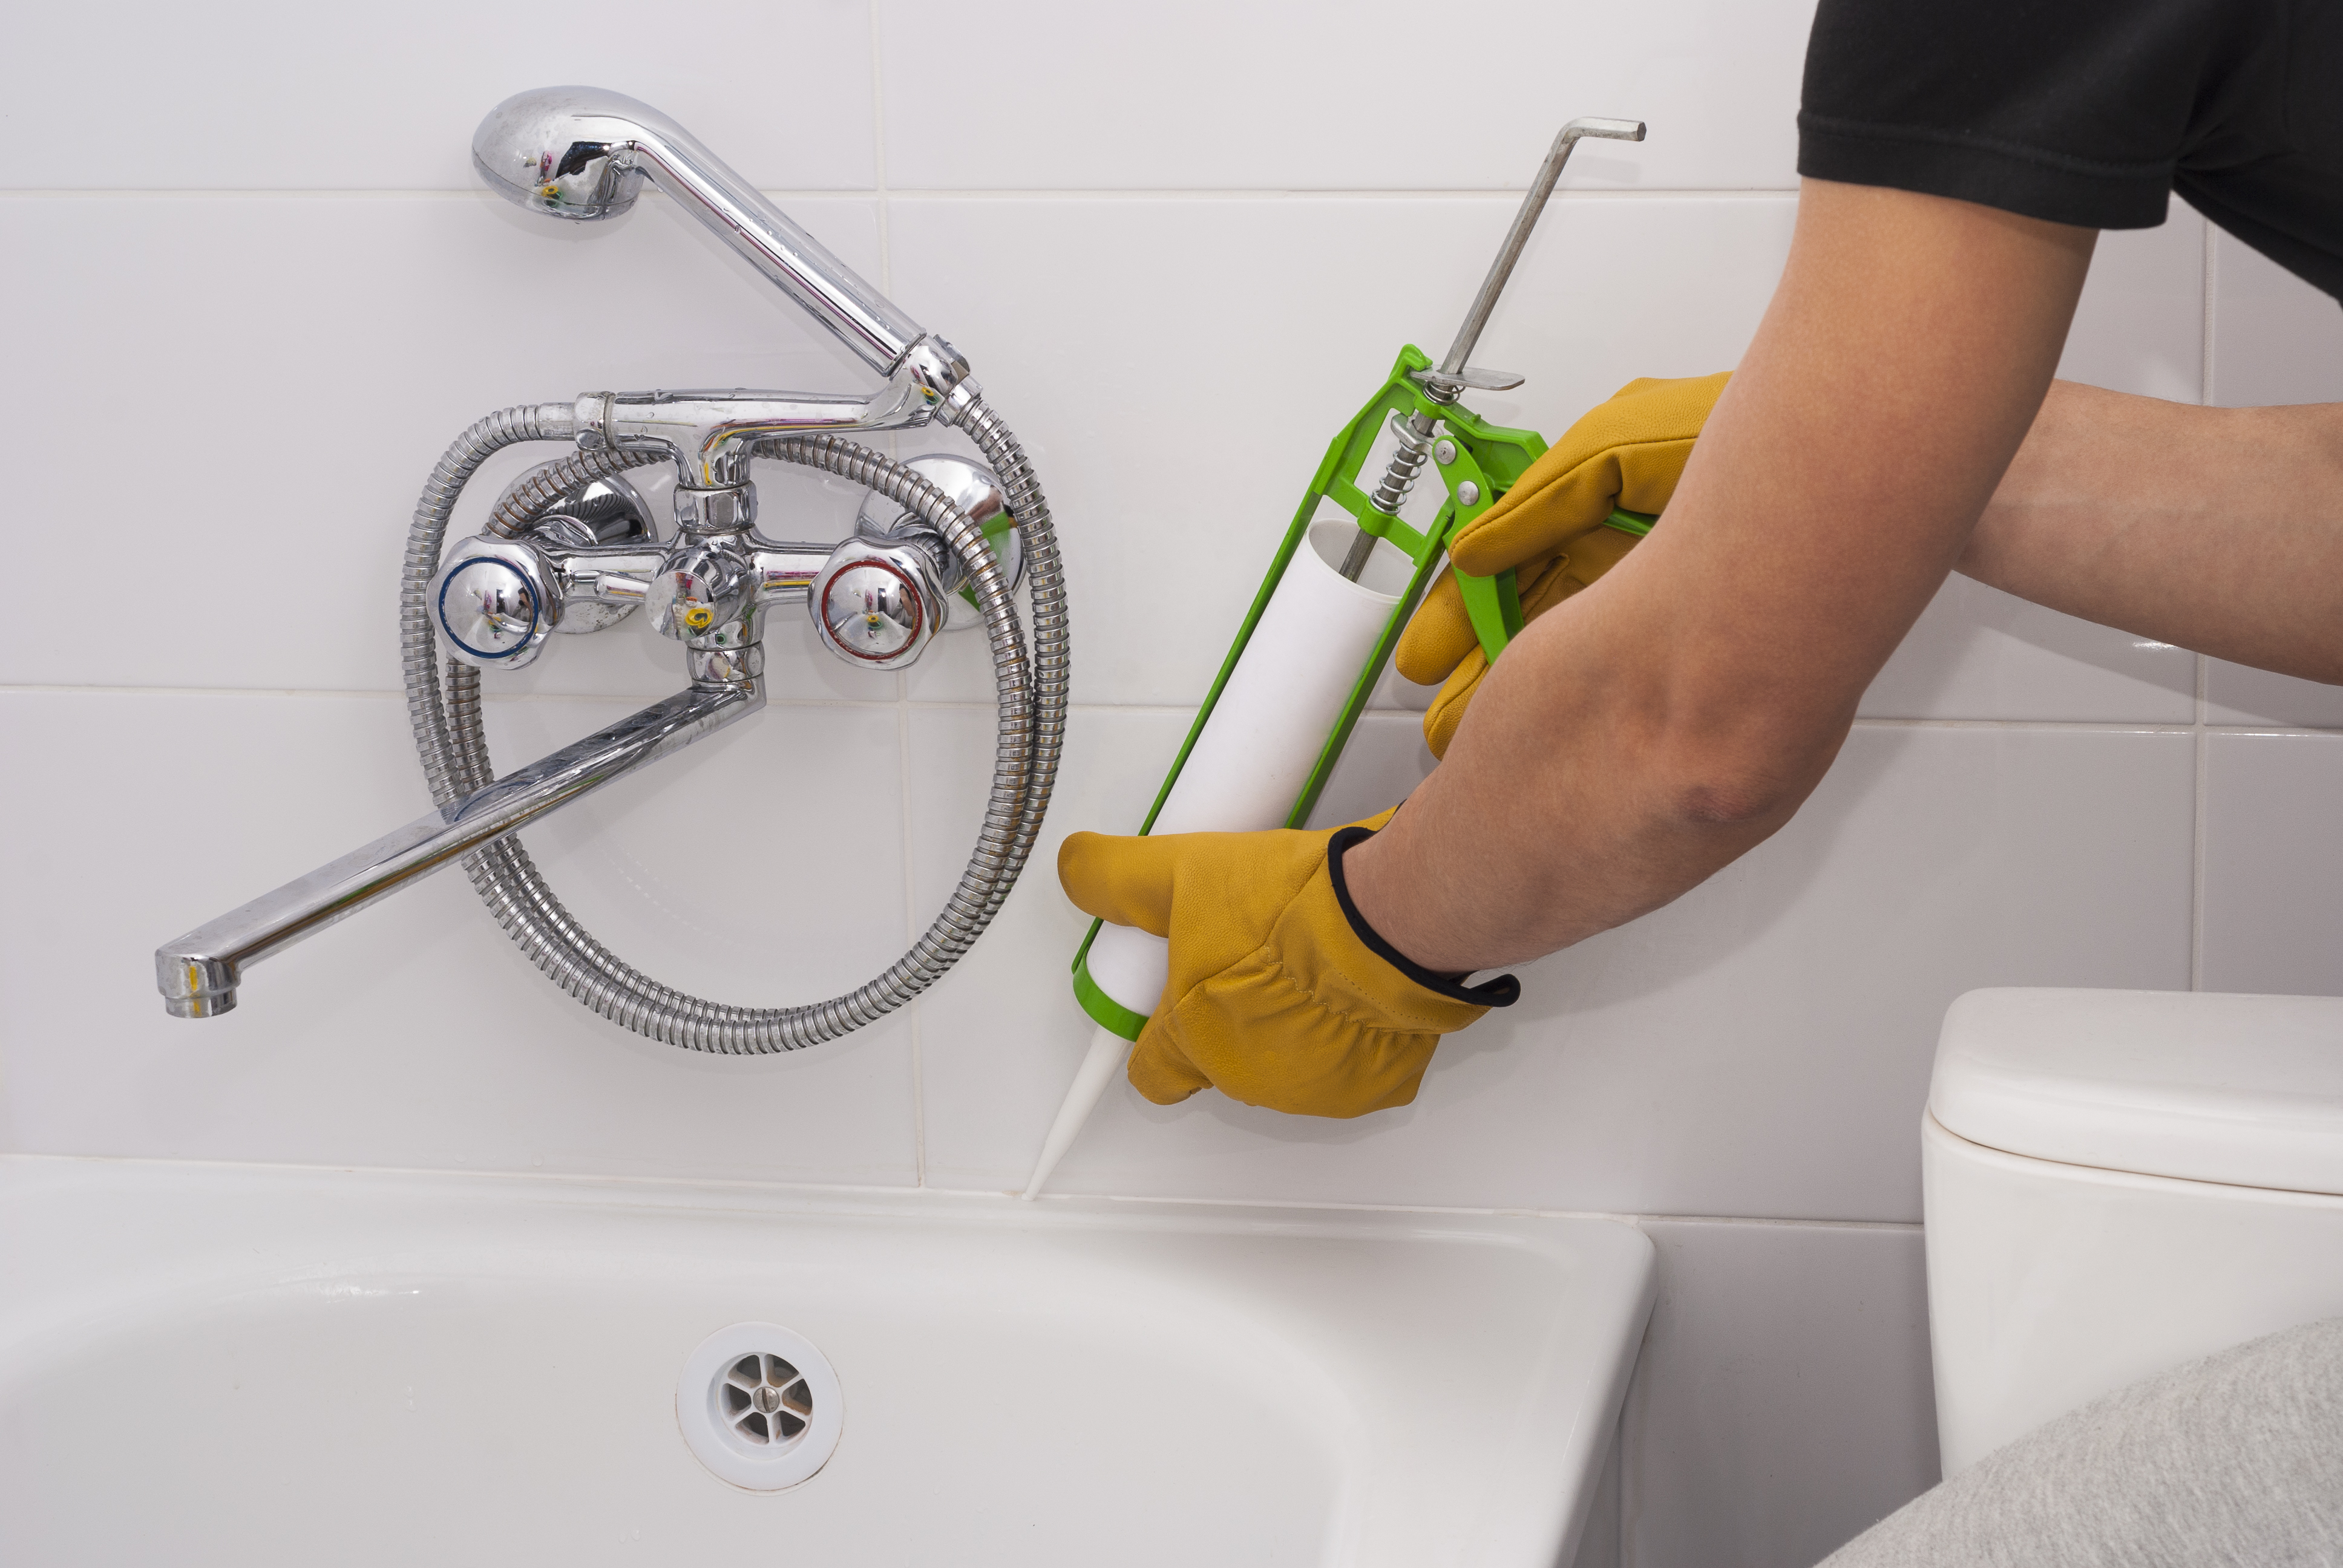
477 693 918 1001
0 688 919 1185
2201 731 2343 996
1303 712 1443 828
1864 202 2205 727
2208 227 2343 408
902 702 1182 1191
2205 661 2343 730
914 720 2194 1220
890 193 1795 708
879 0 1815 191
3 0 877 189
1570 1416 1626 1568
899 702 1437 1201
2055 200 2204 403
1620 1221 1938 1568
1859 577 2196 724
0 193 893 699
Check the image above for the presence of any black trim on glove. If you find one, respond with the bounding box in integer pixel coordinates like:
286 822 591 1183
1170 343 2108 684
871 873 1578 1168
1326 826 1521 1007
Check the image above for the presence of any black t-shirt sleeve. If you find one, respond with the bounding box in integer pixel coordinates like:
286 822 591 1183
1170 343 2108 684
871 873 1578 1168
1796 0 2275 230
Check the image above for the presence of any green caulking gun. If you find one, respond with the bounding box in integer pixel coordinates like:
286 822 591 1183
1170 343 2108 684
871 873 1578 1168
1021 116 1651 1198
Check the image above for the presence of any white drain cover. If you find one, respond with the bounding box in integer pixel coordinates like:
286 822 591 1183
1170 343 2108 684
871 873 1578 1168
677 1322 844 1490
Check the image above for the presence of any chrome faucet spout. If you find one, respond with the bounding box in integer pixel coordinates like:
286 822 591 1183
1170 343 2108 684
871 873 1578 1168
155 681 762 1018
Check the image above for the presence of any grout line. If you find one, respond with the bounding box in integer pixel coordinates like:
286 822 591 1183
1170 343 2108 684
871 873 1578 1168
2192 655 2210 990
870 1 923 1190
1848 717 2194 734
0 185 1803 203
932 1183 1926 1229
0 187 874 204
11 684 2338 734
868 1 894 296
1623 1212 1924 1232
897 681 929 1189
2191 217 2215 991
0 682 914 708
2201 219 2220 407
1 1151 1930 1230
0 187 869 201
13 685 2341 736
853 186 1803 203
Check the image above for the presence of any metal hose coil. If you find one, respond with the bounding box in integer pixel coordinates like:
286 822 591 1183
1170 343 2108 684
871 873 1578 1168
399 403 1063 1051
948 394 1070 919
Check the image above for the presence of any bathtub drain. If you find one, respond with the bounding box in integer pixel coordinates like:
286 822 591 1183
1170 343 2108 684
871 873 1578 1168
677 1322 843 1491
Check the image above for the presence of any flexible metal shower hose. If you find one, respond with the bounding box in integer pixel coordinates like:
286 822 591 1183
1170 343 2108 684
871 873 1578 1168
398 398 1069 1051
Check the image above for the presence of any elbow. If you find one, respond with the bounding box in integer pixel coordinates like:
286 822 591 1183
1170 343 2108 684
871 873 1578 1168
1647 727 1841 832
1672 771 1804 828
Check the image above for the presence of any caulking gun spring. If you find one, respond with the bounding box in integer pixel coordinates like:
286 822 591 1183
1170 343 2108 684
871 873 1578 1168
1365 411 1437 517
1343 413 1441 580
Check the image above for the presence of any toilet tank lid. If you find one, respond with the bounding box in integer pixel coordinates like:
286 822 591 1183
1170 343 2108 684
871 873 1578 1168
1932 988 2343 1196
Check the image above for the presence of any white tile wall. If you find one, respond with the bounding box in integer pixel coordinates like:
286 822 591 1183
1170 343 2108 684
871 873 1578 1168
2201 733 2343 998
0 193 890 697
2057 201 2206 405
2208 227 2343 409
1857 577 2195 724
6 7 2340 1567
874 0 1817 192
887 192 1799 708
2206 662 2343 729
1619 1222 1938 1568
913 712 2194 1220
2197 231 2343 732
1 1 881 190
0 688 923 1181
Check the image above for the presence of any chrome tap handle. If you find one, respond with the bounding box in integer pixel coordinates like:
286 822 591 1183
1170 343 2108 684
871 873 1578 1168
808 538 949 670
473 88 946 387
430 535 563 669
431 532 683 666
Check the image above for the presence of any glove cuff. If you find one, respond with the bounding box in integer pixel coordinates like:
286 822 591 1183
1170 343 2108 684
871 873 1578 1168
1326 826 1520 1008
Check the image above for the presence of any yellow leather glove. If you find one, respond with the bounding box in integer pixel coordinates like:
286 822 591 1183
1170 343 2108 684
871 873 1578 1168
1058 808 1518 1118
1395 370 1731 757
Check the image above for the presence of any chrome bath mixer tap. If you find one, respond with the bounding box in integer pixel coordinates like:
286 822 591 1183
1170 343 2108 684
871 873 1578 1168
156 89 1067 1052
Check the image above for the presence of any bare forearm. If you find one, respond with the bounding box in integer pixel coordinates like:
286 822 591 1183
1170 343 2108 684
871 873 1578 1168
1345 181 2094 973
1964 381 2343 682
1348 584 1832 968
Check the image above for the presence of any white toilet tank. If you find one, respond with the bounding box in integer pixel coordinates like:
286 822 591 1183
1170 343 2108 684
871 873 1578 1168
1924 988 2343 1475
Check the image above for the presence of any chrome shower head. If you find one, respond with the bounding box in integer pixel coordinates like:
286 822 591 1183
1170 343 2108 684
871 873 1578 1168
471 85 664 220
471 86 953 391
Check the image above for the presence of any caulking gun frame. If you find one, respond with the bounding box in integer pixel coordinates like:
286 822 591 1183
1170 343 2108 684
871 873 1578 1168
1066 341 1651 1040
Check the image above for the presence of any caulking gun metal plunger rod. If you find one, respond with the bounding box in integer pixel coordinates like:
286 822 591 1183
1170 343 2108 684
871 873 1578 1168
1338 116 1646 581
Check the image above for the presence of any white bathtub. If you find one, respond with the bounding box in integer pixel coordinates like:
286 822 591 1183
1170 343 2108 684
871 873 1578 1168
0 1157 1652 1567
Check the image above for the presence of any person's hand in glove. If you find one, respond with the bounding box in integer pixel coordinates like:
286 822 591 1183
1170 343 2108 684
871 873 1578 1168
1057 808 1518 1118
1395 370 1730 757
